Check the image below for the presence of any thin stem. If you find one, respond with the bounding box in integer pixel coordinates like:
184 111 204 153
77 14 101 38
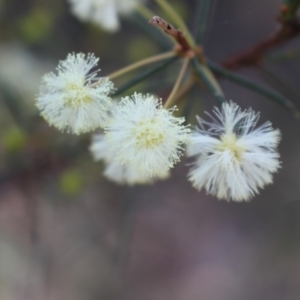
108 51 176 80
222 20 300 70
155 0 196 47
113 56 178 97
192 58 226 105
164 56 190 108
170 76 195 104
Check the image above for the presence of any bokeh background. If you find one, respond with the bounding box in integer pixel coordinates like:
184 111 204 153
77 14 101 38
1 0 300 299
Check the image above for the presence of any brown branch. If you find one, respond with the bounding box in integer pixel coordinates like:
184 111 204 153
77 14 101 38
222 16 300 70
148 16 195 56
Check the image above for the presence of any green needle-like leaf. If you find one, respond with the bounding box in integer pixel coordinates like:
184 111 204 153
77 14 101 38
194 0 215 45
192 58 226 105
208 61 300 114
113 56 179 97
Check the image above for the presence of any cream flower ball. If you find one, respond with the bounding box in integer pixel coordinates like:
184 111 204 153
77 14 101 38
69 0 144 32
105 93 190 175
187 102 281 202
36 53 114 134
90 133 170 185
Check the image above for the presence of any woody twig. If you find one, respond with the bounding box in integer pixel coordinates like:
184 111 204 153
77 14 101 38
148 16 197 58
222 5 300 70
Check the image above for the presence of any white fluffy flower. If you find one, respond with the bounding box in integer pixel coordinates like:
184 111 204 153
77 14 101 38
36 53 114 134
69 0 143 32
90 134 170 185
105 93 190 175
187 102 281 202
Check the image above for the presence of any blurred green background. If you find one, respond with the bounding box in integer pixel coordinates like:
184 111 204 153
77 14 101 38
1 0 300 299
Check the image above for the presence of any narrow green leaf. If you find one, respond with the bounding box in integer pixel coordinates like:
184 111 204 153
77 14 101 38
208 60 300 114
113 56 178 97
194 0 215 45
192 58 226 105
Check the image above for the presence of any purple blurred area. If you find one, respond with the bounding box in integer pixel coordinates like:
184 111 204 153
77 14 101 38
1 0 300 299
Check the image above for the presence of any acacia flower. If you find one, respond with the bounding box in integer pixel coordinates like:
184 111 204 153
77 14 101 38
105 93 190 175
69 0 144 32
187 102 281 202
36 53 114 134
90 134 170 185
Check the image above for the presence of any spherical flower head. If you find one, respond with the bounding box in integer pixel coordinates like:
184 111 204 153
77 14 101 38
187 102 281 202
68 0 144 32
105 93 190 175
36 53 114 134
90 133 170 185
